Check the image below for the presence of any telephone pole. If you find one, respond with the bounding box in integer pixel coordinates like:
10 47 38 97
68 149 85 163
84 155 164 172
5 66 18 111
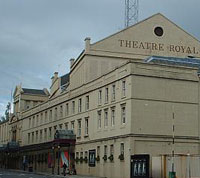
125 0 139 28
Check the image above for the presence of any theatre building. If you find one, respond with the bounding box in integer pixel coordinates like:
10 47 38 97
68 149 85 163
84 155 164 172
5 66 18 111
1 13 200 178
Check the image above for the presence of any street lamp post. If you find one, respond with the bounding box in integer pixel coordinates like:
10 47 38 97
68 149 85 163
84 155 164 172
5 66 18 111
52 146 54 175
169 106 176 178
57 145 60 175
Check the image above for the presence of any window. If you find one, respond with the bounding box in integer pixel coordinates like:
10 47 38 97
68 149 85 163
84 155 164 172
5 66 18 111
111 107 115 127
104 109 108 128
104 145 107 156
36 115 39 126
85 151 88 159
98 90 102 105
97 146 100 156
97 111 101 129
72 101 75 114
40 113 43 125
122 80 126 97
28 133 30 144
71 121 75 131
77 120 81 137
154 26 164 37
120 143 124 155
80 152 83 159
54 125 57 136
29 118 31 128
65 122 69 130
40 130 43 142
105 87 109 103
32 132 34 143
65 103 69 116
49 110 52 122
54 125 57 134
112 84 116 101
121 105 126 124
32 116 35 127
45 111 47 123
110 144 114 156
85 95 89 110
44 128 47 140
36 131 38 142
59 124 62 129
54 107 57 120
25 101 30 110
60 105 63 118
78 98 82 113
76 152 79 159
49 127 52 139
85 118 89 135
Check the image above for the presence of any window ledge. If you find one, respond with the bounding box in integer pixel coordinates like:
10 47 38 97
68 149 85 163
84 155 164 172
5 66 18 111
84 134 89 138
120 124 126 129
103 128 108 131
97 129 101 133
110 126 115 131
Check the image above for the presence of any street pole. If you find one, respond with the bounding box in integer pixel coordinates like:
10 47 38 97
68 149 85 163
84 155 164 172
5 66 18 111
52 146 54 175
169 106 176 178
172 107 175 172
58 145 60 175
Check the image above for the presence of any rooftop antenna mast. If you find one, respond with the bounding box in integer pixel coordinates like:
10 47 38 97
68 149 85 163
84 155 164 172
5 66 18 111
125 0 139 28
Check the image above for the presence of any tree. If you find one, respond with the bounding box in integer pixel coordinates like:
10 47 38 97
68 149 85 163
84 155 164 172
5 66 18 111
0 116 5 122
5 102 11 120
0 102 11 122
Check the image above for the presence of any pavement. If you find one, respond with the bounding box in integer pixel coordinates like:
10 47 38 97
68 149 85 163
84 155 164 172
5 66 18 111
0 169 103 178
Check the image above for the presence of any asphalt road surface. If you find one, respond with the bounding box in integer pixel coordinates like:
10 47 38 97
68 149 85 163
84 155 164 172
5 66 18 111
0 170 102 178
0 170 55 178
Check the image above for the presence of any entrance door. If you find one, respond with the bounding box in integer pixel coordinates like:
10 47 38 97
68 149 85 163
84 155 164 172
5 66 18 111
131 154 150 178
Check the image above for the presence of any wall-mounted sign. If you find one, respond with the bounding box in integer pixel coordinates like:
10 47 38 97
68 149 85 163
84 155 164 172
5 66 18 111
119 39 199 55
89 150 96 167
131 154 150 178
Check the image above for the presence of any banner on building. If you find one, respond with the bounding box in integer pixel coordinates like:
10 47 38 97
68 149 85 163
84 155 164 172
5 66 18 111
48 152 53 168
60 151 69 168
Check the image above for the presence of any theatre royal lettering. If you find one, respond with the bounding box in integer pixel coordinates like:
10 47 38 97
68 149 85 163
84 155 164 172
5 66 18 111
118 39 199 55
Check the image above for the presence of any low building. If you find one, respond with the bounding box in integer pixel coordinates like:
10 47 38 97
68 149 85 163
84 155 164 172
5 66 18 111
1 13 200 178
0 119 9 145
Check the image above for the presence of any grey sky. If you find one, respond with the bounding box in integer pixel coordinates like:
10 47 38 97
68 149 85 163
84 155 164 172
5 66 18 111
0 0 200 117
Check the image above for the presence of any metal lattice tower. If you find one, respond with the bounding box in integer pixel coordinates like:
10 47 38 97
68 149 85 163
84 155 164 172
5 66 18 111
125 0 139 28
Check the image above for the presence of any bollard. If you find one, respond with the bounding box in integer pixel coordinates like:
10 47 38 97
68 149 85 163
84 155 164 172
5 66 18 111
169 171 176 178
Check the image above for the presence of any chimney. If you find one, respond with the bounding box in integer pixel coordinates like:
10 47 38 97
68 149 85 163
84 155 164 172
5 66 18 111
51 72 58 84
54 72 58 78
84 37 91 53
43 88 50 96
70 58 75 68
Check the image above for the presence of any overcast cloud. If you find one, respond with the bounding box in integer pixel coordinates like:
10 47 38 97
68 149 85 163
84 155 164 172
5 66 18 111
1 0 200 117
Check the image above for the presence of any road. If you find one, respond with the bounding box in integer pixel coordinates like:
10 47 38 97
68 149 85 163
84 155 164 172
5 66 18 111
0 170 55 178
0 169 102 178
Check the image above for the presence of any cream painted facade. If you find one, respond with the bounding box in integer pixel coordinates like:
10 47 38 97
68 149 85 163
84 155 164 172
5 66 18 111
0 120 9 145
1 13 200 177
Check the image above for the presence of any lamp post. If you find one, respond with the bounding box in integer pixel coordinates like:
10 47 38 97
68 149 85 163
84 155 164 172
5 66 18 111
52 146 54 175
169 106 176 178
57 145 60 175
7 153 10 169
